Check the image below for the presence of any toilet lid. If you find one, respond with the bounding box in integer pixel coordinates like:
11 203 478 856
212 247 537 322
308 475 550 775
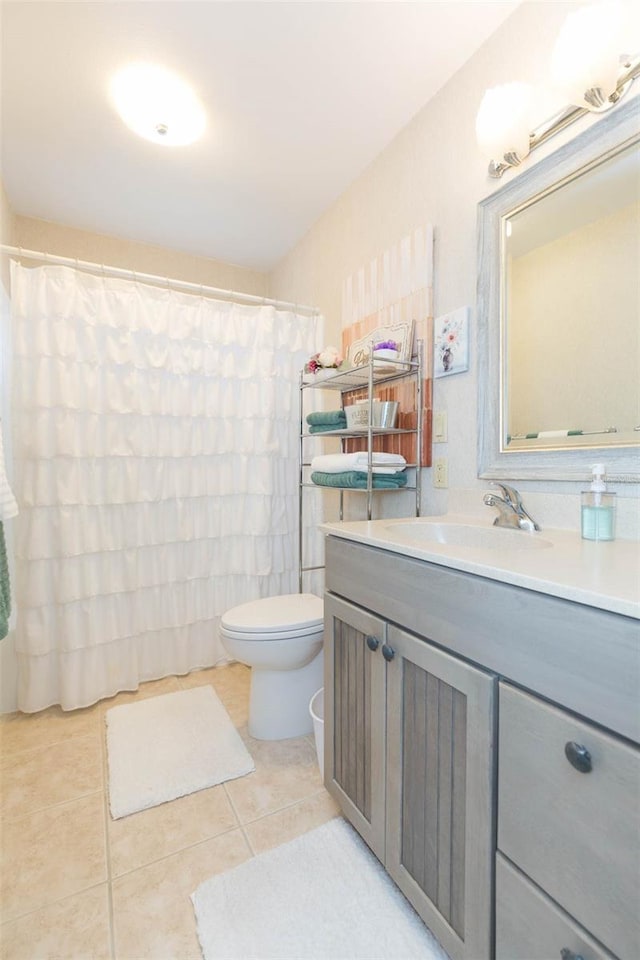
221 593 323 635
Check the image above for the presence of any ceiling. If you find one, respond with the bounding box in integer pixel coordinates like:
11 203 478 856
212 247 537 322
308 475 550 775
1 1 519 272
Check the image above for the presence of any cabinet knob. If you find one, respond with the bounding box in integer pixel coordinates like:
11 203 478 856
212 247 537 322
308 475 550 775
366 635 379 652
382 643 395 662
564 741 593 773
560 948 585 960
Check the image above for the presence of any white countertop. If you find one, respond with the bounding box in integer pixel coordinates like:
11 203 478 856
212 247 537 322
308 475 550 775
320 514 640 619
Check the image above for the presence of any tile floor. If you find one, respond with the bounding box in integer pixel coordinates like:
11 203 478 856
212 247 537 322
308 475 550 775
0 664 339 959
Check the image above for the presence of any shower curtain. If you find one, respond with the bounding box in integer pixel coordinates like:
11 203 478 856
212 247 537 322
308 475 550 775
10 262 322 712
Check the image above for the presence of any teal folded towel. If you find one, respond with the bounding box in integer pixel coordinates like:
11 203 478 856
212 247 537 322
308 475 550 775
309 423 346 434
306 410 347 426
311 471 408 489
0 522 10 641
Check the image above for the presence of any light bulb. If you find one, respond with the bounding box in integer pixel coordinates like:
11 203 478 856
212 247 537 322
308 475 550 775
551 2 624 109
475 83 535 163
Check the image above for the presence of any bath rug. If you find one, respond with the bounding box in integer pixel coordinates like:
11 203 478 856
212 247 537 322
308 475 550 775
191 817 450 960
105 685 254 819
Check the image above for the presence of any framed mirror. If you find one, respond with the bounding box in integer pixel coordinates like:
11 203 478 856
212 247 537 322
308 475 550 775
477 96 639 482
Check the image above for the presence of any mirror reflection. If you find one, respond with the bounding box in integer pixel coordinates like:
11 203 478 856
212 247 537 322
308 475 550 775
502 138 639 452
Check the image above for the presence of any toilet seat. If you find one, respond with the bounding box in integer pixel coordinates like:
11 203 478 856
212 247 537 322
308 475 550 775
220 593 323 641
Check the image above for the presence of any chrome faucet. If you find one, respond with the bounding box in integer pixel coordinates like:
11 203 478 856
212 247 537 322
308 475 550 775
483 482 541 532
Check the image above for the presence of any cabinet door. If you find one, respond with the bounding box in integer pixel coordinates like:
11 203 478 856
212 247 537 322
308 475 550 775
324 594 387 861
385 625 497 960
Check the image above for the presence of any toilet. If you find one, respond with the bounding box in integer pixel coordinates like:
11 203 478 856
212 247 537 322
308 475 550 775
219 593 324 740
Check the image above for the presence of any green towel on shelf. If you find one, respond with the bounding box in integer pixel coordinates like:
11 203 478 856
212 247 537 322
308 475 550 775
306 410 347 426
309 423 346 434
0 521 10 641
311 471 408 489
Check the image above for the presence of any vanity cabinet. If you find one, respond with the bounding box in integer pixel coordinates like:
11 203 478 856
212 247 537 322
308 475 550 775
324 534 639 960
324 592 496 960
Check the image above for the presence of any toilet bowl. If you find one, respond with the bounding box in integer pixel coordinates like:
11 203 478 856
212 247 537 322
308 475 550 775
220 593 324 740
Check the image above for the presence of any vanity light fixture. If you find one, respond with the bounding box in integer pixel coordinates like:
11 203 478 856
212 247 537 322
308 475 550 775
110 63 206 147
478 1 640 178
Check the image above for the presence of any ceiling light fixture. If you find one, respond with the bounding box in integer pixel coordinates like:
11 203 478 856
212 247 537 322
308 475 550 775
477 1 639 178
110 63 206 147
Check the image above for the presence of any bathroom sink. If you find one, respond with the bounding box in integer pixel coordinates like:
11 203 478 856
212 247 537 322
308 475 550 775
384 519 552 551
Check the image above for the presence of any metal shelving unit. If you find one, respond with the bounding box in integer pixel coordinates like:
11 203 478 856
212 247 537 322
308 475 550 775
298 342 423 590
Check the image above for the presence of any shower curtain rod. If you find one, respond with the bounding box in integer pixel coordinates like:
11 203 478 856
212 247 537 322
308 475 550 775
0 244 319 315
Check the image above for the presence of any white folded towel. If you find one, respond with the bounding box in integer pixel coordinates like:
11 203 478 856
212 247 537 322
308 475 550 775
0 423 17 521
310 452 407 474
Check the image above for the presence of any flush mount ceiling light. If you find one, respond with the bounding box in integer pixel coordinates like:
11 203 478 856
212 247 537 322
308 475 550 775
477 1 639 177
110 63 206 146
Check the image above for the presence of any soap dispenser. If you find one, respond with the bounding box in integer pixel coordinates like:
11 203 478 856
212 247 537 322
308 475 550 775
581 463 616 541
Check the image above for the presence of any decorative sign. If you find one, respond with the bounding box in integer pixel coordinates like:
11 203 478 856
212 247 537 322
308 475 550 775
347 320 414 369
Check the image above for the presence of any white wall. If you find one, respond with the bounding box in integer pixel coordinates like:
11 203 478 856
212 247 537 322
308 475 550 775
12 215 269 297
269 1 640 535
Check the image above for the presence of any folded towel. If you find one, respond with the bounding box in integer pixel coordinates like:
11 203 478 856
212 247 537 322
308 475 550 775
351 452 406 469
306 410 347 426
0 522 10 641
507 429 583 441
311 452 407 473
0 423 18 522
308 424 346 434
311 471 408 489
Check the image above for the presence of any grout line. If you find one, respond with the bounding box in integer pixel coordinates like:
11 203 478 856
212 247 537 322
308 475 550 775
234 786 329 829
0 725 103 765
0 880 110 927
222 781 257 857
2 787 105 825
108 821 248 881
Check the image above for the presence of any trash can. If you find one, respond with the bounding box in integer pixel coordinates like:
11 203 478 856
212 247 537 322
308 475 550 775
309 688 324 779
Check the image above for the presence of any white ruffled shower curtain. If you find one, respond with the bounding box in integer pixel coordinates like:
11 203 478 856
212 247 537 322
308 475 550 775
10 262 322 712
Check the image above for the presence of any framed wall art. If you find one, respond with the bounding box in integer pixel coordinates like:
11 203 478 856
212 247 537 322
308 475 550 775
434 307 469 378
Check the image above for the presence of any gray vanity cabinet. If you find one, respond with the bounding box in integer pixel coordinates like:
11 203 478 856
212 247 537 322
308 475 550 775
324 533 639 960
324 593 496 960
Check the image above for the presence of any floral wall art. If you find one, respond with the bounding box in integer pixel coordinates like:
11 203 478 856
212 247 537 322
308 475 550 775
434 306 470 379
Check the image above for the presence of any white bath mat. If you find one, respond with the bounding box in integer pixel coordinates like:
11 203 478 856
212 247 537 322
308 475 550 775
105 685 254 819
191 817 450 960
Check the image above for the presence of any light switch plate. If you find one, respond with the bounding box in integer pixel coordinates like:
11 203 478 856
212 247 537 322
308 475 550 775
433 410 448 443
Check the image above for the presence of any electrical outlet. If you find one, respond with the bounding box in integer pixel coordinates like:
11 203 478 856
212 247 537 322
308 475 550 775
433 410 448 443
433 457 448 489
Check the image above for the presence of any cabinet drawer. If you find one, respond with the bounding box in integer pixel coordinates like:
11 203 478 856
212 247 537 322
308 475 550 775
498 683 640 960
496 854 616 960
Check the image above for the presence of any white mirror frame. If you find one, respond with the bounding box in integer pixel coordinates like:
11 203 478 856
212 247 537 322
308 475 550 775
477 96 640 483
